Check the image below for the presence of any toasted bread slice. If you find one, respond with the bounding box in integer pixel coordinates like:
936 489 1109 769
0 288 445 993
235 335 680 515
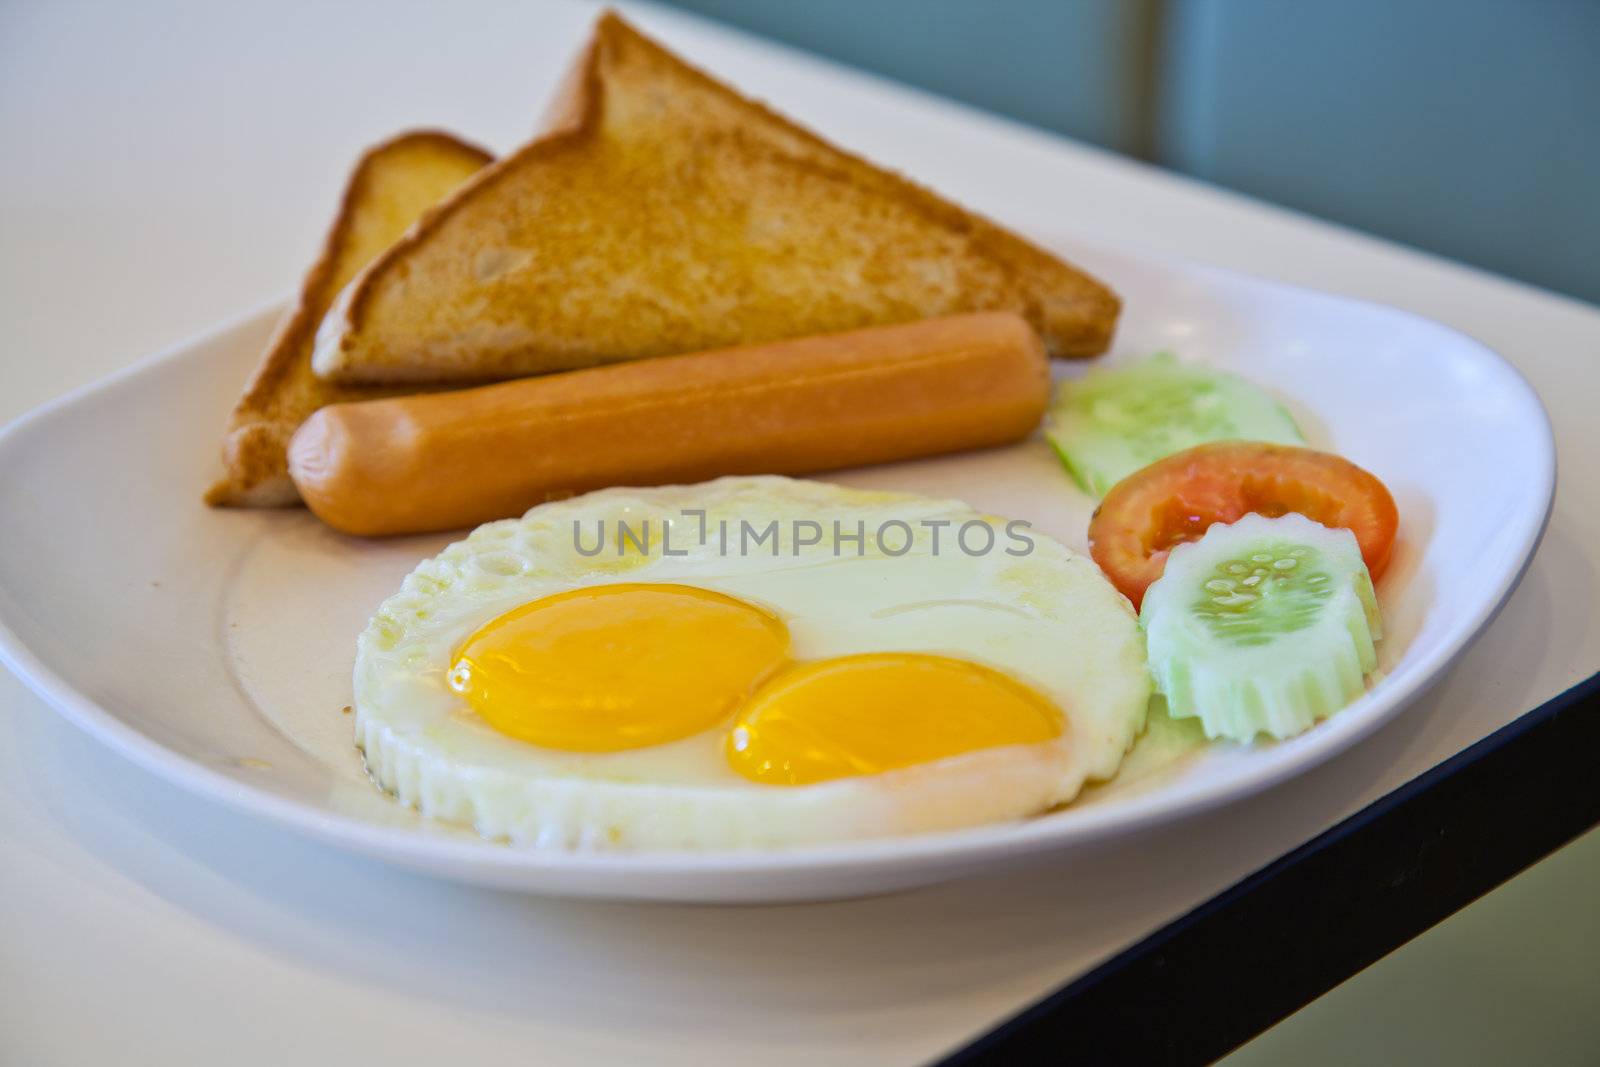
205 131 491 506
311 12 1119 385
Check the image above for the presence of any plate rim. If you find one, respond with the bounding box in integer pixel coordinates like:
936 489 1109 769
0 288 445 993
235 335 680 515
0 262 1558 894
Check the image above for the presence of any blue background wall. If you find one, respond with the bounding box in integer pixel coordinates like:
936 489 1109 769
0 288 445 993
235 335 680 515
665 0 1600 304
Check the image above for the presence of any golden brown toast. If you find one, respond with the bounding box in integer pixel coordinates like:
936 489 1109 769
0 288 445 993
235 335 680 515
205 131 491 506
311 12 1119 385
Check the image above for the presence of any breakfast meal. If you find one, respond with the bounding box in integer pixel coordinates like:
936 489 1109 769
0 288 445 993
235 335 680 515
203 11 1402 850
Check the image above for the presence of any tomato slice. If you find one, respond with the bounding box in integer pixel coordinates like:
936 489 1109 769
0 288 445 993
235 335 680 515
1088 441 1398 609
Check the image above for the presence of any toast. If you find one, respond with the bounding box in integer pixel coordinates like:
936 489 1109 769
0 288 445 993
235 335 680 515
205 130 492 506
311 12 1119 385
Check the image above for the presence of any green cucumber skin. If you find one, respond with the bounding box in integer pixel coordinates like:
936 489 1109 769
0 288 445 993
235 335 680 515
1046 353 1304 498
1140 513 1380 743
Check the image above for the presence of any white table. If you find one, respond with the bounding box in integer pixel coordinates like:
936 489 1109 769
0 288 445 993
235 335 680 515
3 2 1597 1063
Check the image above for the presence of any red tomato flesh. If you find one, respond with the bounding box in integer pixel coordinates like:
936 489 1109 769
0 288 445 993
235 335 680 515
1088 441 1399 609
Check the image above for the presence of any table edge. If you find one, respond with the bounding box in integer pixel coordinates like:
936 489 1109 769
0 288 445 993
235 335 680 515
941 669 1600 1065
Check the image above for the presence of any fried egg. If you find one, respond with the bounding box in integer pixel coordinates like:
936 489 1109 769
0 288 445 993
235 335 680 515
355 476 1149 849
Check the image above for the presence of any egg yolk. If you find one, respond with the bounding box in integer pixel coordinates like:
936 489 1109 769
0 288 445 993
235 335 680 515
726 653 1064 785
450 584 789 751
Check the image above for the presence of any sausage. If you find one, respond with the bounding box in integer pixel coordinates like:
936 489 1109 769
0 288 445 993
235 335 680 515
287 311 1050 536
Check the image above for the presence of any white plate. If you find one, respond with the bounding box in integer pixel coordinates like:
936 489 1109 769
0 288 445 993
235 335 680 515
0 238 1554 903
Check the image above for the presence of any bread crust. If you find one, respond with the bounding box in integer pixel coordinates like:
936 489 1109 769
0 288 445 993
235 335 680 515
205 130 491 507
318 11 1119 384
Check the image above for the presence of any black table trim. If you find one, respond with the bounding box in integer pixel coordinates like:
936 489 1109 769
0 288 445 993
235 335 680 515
940 670 1600 1066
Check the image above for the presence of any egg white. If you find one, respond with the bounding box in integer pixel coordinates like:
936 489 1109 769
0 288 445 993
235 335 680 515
355 476 1150 849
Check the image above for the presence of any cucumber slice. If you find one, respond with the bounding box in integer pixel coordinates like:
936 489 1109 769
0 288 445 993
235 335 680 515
1046 353 1304 497
1141 512 1382 742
